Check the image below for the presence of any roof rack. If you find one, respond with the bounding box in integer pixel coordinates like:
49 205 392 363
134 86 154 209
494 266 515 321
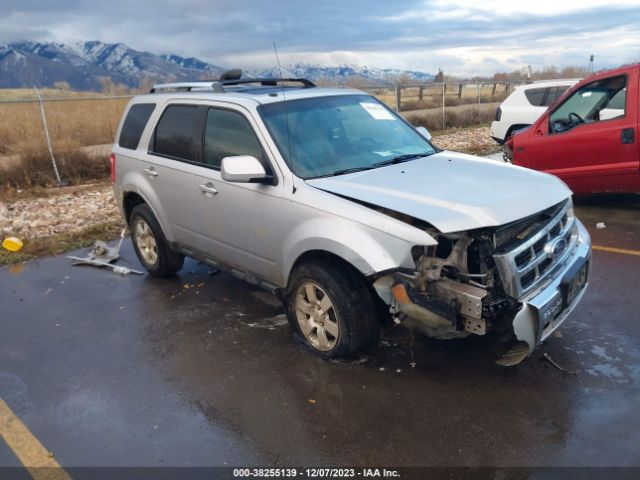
150 72 316 94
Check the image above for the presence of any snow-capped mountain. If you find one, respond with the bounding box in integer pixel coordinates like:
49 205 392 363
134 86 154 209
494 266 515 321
255 63 434 84
0 40 433 91
0 41 225 90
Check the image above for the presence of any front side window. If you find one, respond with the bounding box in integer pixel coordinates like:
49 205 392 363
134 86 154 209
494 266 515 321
153 105 202 161
204 108 267 168
259 94 436 179
549 75 627 134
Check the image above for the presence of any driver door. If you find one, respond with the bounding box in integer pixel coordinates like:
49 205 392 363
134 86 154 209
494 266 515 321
525 69 639 193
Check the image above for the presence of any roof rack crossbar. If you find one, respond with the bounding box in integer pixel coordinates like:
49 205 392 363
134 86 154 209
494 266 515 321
150 77 315 94
150 82 224 93
219 77 316 88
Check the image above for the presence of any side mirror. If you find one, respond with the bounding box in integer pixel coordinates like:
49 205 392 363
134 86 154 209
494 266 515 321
220 155 269 183
416 126 432 141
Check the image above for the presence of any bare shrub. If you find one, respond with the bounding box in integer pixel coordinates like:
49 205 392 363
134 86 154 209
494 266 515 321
408 107 495 131
0 146 109 189
59 150 110 184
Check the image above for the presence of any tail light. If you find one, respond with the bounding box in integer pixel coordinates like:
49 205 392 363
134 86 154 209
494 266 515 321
495 107 502 121
110 153 116 183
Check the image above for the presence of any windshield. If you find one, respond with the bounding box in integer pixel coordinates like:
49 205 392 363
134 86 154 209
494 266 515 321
259 94 436 178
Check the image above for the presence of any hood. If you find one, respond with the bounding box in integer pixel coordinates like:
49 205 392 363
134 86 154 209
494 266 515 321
306 151 571 233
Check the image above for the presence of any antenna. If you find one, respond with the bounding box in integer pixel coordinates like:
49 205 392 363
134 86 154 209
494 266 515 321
273 41 296 193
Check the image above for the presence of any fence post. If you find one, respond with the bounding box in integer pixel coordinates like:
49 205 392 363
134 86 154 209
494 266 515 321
477 83 481 114
418 86 423 101
395 85 401 111
34 87 64 186
441 83 445 130
491 83 497 98
458 83 463 99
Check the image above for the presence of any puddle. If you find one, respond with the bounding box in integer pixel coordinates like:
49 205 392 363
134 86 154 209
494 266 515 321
586 363 627 382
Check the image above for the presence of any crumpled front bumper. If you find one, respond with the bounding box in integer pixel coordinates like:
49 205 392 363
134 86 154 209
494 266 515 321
499 220 591 365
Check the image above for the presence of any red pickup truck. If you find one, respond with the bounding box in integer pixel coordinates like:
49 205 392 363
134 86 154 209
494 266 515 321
505 64 640 194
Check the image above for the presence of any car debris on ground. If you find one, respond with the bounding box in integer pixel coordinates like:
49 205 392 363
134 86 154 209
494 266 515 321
67 227 144 275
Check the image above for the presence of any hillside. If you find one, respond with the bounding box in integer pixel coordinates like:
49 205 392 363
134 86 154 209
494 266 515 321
0 41 432 90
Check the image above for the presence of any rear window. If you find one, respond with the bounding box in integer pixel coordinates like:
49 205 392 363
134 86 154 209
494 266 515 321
118 103 155 149
153 105 202 161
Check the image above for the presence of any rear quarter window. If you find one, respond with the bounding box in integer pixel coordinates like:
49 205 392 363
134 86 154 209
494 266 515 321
524 88 545 106
118 103 156 149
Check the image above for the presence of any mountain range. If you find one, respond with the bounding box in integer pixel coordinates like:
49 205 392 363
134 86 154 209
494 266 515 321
0 41 433 91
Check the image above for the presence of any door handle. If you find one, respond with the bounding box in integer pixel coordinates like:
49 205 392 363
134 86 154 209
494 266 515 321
199 183 218 195
621 128 635 144
143 167 158 177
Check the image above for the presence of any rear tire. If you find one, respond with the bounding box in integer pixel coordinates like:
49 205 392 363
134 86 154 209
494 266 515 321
130 204 184 277
284 260 380 358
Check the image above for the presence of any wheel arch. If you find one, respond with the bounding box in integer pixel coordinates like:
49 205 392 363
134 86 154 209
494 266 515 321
121 189 173 242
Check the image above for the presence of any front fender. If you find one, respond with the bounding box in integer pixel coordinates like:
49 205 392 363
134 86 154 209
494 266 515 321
281 216 435 284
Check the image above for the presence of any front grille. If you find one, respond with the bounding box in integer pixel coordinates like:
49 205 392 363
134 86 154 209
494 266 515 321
493 200 578 299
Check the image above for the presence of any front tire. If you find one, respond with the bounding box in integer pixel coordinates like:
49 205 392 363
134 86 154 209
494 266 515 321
284 260 380 358
130 204 184 277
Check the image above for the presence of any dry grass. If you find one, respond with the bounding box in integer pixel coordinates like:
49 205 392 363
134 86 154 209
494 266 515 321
0 97 127 156
375 84 512 111
0 88 105 101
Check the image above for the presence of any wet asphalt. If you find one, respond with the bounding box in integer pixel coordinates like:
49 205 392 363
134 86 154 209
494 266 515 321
0 194 639 470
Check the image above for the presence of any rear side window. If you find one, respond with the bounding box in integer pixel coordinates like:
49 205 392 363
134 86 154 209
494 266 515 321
204 108 267 168
153 105 202 161
524 88 546 106
118 103 155 149
524 87 568 107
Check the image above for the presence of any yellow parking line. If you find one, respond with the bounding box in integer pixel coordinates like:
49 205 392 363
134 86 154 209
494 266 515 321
0 398 71 480
592 245 640 257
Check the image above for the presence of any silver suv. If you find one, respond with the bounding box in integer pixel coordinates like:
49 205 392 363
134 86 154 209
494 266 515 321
112 71 591 365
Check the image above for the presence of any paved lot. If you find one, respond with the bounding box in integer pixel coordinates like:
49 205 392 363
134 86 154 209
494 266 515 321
1 195 639 474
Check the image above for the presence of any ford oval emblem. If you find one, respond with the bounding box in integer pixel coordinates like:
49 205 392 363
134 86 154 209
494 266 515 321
545 238 567 259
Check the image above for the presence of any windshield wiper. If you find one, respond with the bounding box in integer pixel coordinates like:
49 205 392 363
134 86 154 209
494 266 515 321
371 152 432 168
330 152 432 177
331 166 376 176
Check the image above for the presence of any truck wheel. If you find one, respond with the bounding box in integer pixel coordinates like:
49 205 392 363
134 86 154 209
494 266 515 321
284 260 380 358
130 204 184 277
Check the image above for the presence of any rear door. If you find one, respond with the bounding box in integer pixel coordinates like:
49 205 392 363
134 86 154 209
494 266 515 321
524 69 639 193
191 105 285 281
143 103 204 248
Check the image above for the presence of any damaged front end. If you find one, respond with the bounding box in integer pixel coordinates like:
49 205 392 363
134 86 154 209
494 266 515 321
373 198 591 366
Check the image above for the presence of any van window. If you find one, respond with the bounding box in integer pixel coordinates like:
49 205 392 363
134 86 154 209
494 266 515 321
118 103 155 149
204 108 267 168
153 105 202 161
550 75 626 133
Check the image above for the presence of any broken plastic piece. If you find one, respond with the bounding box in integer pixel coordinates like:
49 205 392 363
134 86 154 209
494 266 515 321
67 255 144 275
68 227 143 275
543 352 578 375
2 237 24 252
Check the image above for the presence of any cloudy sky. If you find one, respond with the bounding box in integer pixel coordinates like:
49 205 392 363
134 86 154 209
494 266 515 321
1 0 640 75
